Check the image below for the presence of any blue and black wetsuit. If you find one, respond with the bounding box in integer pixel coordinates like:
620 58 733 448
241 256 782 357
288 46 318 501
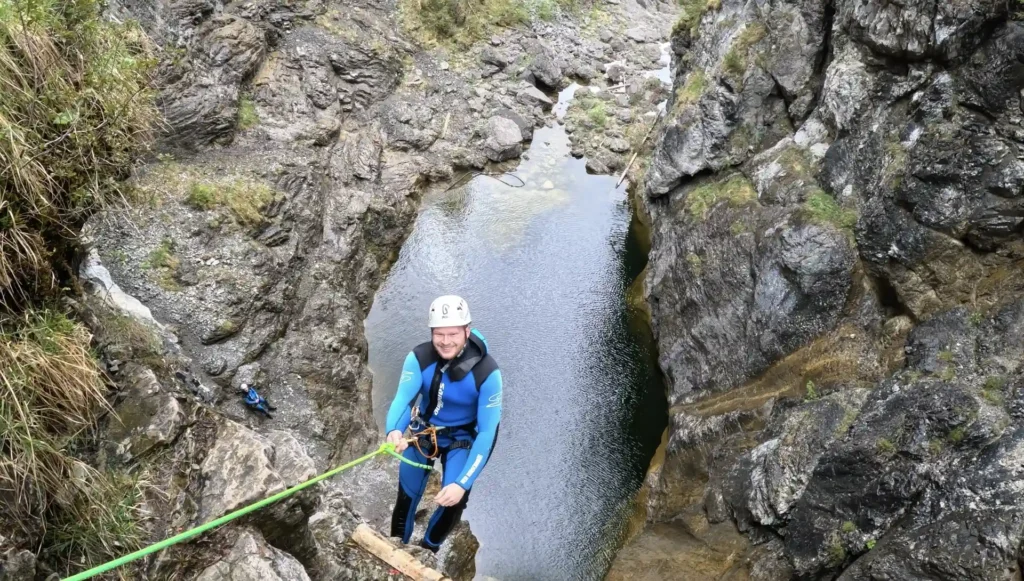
386 328 502 551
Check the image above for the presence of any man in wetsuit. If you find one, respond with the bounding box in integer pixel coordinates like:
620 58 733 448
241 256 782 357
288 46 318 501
385 295 503 552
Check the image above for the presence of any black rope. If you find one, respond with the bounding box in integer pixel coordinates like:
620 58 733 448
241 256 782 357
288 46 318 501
444 171 526 192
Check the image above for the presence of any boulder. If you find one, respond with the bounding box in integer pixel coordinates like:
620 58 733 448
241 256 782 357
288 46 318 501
482 116 523 162
194 531 311 581
515 86 553 110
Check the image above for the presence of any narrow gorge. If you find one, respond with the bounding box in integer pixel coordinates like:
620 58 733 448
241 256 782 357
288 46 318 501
3 0 1023 579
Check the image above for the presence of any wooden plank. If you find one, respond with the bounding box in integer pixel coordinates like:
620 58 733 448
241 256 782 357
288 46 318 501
351 524 451 581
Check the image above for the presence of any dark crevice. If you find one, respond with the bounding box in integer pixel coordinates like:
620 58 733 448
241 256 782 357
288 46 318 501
871 272 913 320
957 100 1000 124
815 0 837 80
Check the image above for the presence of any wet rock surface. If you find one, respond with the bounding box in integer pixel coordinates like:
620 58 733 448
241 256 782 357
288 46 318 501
623 0 1024 575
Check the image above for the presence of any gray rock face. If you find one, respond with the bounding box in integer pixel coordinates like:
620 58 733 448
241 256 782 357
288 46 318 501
439 521 479 581
646 191 856 401
607 138 630 153
103 364 185 462
630 0 1024 576
199 418 314 520
720 389 871 531
482 116 524 161
157 15 267 148
195 530 311 581
0 550 36 581
308 494 442 580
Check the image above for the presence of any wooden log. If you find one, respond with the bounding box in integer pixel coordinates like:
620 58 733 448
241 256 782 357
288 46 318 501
350 524 451 581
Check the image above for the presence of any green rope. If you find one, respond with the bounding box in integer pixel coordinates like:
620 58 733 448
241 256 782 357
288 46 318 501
63 442 431 581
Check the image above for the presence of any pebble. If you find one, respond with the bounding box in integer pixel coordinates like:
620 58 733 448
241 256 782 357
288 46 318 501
440 61 450 70
542 180 554 189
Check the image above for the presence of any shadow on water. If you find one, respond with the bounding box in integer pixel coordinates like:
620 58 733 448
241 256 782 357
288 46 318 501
365 50 670 580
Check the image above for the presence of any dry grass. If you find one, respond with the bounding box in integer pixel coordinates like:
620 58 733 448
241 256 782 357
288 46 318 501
0 309 147 574
0 0 158 310
0 310 106 517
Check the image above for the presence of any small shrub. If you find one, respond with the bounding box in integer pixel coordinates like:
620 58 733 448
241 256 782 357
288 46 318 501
186 183 217 210
402 0 530 47
937 350 954 363
722 24 767 83
44 470 147 576
0 310 111 535
142 238 181 291
587 101 608 127
827 533 846 566
535 0 557 20
940 366 956 382
842 521 856 533
834 407 859 438
866 539 876 550
805 380 819 401
983 376 1006 406
0 0 158 308
143 238 179 271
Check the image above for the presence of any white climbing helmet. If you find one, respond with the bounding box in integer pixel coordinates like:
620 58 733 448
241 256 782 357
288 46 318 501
428 295 472 328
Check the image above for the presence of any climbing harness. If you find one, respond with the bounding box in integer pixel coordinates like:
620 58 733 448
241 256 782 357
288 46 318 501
406 406 474 462
61 442 430 581
444 170 526 192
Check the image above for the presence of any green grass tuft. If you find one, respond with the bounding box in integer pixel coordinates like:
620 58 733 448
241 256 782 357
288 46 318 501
721 23 767 83
674 70 707 113
685 174 757 220
804 190 858 231
673 0 707 38
237 96 259 130
686 252 702 275
587 101 608 127
185 179 275 226
876 438 896 456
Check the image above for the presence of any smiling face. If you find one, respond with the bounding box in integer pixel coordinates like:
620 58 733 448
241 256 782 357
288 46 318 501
431 325 471 360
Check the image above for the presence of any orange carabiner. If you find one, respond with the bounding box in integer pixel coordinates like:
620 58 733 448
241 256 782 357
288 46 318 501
409 426 440 460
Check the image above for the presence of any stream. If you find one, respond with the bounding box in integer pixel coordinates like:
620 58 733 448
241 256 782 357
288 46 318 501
365 47 671 581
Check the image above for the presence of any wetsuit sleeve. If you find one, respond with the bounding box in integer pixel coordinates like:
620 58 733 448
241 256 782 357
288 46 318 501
385 352 421 434
456 369 502 490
